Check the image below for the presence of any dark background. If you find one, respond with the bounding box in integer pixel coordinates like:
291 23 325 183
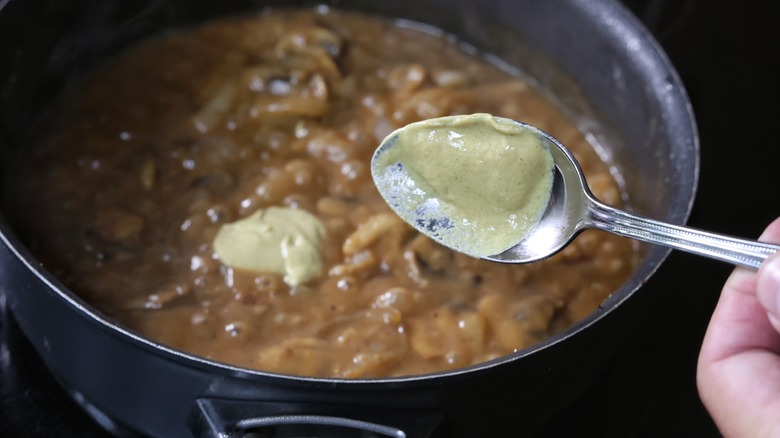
1 0 779 436
552 0 780 435
567 0 780 435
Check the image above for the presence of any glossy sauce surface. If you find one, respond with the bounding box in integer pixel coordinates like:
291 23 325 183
8 8 636 378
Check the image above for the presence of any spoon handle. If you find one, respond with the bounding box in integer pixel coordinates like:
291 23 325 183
587 201 780 270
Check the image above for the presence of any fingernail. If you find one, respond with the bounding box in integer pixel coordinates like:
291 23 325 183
757 253 780 318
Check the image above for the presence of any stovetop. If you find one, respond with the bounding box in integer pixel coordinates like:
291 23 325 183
2 0 779 436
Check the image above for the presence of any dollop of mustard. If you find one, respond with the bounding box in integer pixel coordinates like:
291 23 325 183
372 113 554 258
213 207 326 286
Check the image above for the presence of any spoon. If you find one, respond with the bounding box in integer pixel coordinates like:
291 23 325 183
371 115 780 270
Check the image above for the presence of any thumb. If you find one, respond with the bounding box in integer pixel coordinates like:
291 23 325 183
757 252 780 328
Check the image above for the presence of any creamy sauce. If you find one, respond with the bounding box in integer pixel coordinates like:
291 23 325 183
213 207 325 286
372 113 554 257
7 9 637 378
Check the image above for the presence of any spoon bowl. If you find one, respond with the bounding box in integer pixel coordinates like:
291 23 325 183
373 116 780 270
483 130 590 264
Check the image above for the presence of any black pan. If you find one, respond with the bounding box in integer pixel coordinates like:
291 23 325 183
0 0 697 436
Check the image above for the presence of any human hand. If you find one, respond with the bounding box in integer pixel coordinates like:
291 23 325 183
697 217 780 438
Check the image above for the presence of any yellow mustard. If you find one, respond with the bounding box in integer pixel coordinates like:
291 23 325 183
213 207 325 286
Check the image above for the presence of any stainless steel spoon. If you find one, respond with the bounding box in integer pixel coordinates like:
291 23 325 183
372 117 780 270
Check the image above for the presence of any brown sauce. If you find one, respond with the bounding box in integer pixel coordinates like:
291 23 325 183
7 8 637 378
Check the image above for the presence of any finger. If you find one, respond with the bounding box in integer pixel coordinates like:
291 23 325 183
701 217 780 362
757 218 780 332
697 217 780 437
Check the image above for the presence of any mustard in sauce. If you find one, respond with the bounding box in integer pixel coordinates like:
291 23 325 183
213 207 326 286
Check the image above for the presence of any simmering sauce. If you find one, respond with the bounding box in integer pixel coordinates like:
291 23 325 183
7 8 636 378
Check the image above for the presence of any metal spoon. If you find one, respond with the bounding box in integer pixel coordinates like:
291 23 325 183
372 117 780 270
